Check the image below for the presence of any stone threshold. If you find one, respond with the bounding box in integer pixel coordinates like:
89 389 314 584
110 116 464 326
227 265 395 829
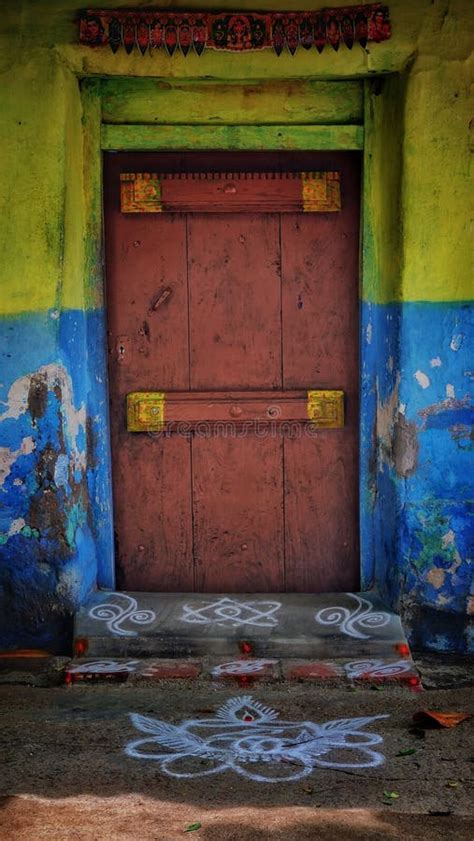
74 590 411 660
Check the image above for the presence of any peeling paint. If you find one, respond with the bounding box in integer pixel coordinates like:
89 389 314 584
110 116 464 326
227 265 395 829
0 436 34 486
450 334 464 351
414 370 430 389
392 414 418 478
375 377 418 478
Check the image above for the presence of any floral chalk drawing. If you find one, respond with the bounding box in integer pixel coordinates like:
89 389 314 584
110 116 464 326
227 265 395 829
125 695 388 783
89 593 156 637
315 594 391 640
180 597 281 628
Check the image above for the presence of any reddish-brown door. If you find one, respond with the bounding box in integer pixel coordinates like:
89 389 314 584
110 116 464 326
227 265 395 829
104 152 360 593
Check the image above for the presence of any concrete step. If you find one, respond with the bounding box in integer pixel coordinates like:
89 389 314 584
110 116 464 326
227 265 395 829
74 590 411 661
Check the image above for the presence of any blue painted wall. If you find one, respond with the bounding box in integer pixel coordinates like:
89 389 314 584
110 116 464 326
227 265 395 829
361 302 473 652
0 311 114 652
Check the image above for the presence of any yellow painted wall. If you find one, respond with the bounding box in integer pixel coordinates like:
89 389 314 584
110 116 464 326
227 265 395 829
0 0 472 312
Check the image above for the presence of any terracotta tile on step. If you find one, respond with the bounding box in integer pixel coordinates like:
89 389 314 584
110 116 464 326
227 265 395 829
283 661 344 681
209 658 280 682
133 660 202 681
65 658 138 684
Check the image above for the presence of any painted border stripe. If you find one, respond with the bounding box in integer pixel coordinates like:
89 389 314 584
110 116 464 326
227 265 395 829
101 124 364 152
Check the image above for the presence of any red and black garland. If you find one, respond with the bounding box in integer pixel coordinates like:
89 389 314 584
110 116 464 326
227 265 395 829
79 5 391 56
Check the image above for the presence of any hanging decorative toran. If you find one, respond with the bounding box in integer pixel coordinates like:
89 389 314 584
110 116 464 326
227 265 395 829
79 5 391 57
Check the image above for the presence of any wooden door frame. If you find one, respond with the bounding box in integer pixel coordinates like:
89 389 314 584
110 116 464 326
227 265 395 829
82 77 384 593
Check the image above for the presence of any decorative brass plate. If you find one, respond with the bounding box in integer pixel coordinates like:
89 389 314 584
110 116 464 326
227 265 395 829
307 390 344 428
120 173 162 213
127 392 165 431
302 172 341 212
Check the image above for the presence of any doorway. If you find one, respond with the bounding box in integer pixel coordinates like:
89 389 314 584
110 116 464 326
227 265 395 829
104 151 360 593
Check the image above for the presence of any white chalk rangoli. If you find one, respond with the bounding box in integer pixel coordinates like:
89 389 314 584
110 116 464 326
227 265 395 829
125 695 388 783
344 659 413 680
315 594 391 640
180 597 281 628
68 659 139 674
211 659 277 677
89 594 156 637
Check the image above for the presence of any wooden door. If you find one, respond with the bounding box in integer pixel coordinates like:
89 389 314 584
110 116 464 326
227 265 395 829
104 152 360 593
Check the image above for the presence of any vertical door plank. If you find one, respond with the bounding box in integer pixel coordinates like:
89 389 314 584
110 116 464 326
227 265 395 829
280 210 359 395
192 435 285 592
105 161 194 589
106 213 190 393
281 162 360 590
284 431 359 592
187 213 282 389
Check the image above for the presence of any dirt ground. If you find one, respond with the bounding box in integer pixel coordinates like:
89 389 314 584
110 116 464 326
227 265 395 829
0 681 473 840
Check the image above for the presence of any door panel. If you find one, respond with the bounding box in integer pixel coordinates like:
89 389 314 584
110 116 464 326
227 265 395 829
106 213 190 392
281 211 359 393
188 213 282 389
104 152 360 594
192 435 285 592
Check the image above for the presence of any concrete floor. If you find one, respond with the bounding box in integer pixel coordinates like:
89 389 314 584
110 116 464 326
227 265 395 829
0 678 472 840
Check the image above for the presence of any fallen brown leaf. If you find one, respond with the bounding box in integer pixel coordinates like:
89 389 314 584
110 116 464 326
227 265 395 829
412 710 472 729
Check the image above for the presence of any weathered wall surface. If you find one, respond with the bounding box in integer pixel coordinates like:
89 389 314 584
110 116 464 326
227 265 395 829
0 0 472 652
361 5 473 651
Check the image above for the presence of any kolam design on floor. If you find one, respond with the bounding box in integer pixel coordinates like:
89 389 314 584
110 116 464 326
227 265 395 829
344 659 414 679
88 594 156 637
68 659 140 673
179 597 282 628
125 696 388 782
211 660 278 678
315 593 391 639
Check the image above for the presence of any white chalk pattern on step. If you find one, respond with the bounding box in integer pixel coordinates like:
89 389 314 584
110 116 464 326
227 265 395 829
180 597 281 628
315 594 391 640
89 593 156 637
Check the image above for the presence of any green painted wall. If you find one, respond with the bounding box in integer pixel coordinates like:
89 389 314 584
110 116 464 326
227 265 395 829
0 0 473 313
0 0 472 311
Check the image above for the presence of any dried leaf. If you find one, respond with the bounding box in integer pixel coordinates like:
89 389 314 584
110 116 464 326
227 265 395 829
184 823 202 833
412 711 472 729
303 785 313 794
396 748 416 756
446 781 460 788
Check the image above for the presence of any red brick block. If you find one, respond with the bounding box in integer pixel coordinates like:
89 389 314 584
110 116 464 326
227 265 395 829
283 661 343 681
136 660 202 680
209 658 280 682
65 658 138 684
